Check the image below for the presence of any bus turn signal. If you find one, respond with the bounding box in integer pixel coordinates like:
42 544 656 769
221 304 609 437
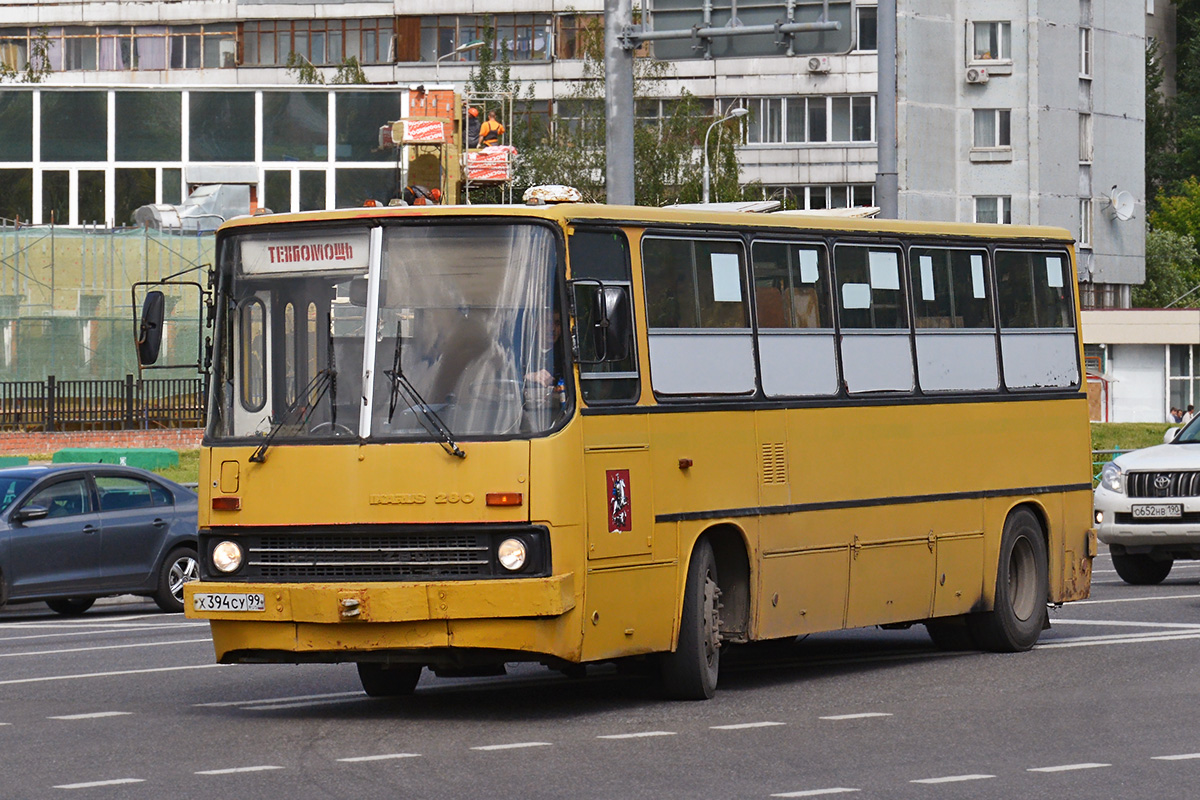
486 492 523 507
212 496 241 511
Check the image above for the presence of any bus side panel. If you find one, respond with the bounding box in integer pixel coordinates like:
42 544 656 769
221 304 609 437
578 563 678 662
757 545 849 638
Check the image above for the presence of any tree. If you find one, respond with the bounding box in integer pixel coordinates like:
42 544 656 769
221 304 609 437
466 14 742 205
1150 176 1200 240
1134 228 1200 308
0 27 50 84
1146 40 1176 210
284 52 368 85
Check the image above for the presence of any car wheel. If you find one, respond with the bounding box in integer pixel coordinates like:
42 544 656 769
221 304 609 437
966 507 1048 652
154 547 198 613
1111 551 1173 585
46 597 95 616
357 663 423 697
659 538 722 700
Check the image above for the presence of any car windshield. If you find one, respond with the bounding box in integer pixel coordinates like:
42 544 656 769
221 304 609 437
208 221 564 444
1175 416 1200 444
0 477 33 513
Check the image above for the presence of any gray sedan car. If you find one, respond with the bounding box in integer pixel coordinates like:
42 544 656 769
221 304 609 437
0 464 198 615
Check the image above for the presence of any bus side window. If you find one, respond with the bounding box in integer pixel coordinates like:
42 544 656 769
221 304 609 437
833 243 913 394
995 249 1079 390
642 236 754 397
569 229 639 404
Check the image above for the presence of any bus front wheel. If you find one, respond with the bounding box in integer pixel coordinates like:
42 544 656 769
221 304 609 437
660 539 721 700
967 508 1048 652
357 663 422 697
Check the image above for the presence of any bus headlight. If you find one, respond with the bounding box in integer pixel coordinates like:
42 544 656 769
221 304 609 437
212 540 244 573
1100 461 1125 494
497 538 528 571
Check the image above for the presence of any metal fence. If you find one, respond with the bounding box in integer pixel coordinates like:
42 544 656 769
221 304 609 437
0 375 203 431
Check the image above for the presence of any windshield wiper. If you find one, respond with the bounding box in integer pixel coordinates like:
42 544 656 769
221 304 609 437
249 367 336 463
384 321 465 459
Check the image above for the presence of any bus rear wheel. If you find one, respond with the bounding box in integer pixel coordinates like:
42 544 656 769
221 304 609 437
967 508 1047 652
357 663 422 697
660 539 721 700
1111 551 1173 585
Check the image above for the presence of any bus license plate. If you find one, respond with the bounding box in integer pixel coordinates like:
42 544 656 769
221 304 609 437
192 593 266 612
1131 504 1183 519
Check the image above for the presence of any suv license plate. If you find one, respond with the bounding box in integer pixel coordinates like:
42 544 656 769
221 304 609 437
1131 504 1183 519
192 593 266 612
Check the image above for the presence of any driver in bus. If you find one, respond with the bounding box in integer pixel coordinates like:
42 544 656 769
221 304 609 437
523 309 564 406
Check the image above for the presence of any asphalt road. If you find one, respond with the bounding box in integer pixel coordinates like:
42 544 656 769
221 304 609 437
2 548 1199 800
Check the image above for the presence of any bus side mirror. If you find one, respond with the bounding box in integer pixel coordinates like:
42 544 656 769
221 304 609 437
599 286 632 362
572 281 632 364
138 290 166 365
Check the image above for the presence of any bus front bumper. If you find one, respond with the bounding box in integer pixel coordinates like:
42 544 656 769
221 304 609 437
183 574 577 662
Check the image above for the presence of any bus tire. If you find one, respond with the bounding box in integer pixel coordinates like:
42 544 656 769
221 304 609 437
1111 551 1173 585
967 508 1048 652
357 663 422 697
660 539 721 700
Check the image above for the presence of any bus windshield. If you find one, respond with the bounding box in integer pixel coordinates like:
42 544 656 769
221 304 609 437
209 221 564 444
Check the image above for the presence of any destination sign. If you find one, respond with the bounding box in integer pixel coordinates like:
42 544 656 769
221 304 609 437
241 231 371 274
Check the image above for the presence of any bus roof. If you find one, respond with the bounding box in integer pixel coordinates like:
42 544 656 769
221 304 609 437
220 203 1075 244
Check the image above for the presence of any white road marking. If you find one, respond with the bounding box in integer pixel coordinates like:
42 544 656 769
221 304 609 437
771 789 860 797
1153 753 1200 760
1068 593 1200 606
819 713 892 721
1053 619 1200 629
338 753 421 762
48 712 132 720
1028 763 1110 773
0 622 206 643
195 765 284 776
710 721 786 730
195 691 363 708
247 697 372 712
0 638 213 659
910 774 995 784
0 663 224 686
1039 631 1200 649
471 742 553 751
54 778 145 789
597 731 676 739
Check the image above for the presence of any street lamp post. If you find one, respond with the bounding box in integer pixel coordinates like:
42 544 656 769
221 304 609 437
702 106 749 204
435 40 485 79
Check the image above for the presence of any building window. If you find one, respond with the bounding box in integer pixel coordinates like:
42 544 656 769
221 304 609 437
556 14 601 59
975 196 1012 224
243 19 394 67
747 96 874 145
856 6 877 52
1080 27 1092 78
1168 345 1200 413
972 109 1011 149
761 184 874 210
969 21 1011 62
418 14 550 63
1079 113 1093 163
3 24 235 71
1080 199 1093 248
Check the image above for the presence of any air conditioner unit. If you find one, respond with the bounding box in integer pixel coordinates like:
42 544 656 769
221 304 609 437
965 66 990 84
807 56 831 73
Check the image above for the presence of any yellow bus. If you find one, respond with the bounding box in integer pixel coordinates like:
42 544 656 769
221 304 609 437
162 201 1095 700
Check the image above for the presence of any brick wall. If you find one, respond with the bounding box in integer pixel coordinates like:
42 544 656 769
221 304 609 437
0 428 203 455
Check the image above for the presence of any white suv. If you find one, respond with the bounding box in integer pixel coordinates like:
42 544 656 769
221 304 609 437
1094 425 1200 584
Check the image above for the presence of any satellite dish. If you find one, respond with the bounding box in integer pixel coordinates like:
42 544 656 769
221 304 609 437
1106 188 1135 221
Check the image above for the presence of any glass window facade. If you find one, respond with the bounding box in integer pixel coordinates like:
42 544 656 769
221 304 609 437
41 91 107 162
189 92 255 162
116 92 182 161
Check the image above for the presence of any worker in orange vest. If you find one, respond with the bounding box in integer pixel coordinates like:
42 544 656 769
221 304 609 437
479 110 505 147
